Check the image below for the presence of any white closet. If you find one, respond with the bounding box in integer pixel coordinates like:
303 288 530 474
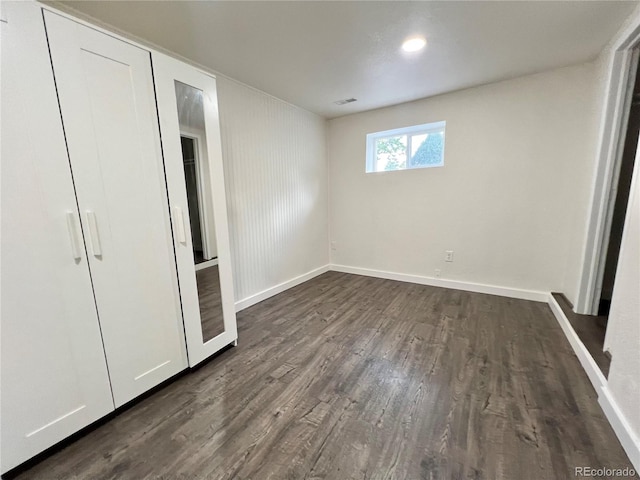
1 3 238 473
43 10 188 407
1 3 115 472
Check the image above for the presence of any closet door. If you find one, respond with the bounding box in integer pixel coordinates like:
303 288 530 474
43 11 187 407
153 53 238 366
1 3 114 473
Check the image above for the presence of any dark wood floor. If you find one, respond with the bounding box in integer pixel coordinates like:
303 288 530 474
197 265 224 342
552 293 610 377
13 272 635 480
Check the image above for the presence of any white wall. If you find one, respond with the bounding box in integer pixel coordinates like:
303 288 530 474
604 141 640 451
328 62 602 297
217 78 328 303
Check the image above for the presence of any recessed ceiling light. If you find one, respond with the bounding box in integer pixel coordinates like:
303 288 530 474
402 37 426 53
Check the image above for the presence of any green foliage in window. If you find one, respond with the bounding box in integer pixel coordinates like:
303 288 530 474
376 136 406 171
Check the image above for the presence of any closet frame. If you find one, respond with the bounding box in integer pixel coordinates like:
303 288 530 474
1 1 238 473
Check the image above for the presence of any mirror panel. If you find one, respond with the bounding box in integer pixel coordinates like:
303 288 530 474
174 80 224 343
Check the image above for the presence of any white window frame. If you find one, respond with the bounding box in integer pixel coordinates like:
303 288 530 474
366 120 446 173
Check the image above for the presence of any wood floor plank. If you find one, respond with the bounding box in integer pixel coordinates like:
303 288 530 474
9 272 636 480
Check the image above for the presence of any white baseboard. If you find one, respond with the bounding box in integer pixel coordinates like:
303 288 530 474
547 294 607 390
599 385 640 472
329 264 549 302
548 295 640 471
234 265 330 312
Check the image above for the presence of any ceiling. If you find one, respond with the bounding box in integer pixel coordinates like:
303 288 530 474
58 1 637 118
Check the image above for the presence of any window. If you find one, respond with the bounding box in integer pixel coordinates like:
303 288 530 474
365 121 445 173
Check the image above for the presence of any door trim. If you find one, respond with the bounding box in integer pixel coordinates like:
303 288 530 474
576 12 640 315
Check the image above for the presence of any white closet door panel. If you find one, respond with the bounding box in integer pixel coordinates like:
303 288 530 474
1 3 114 473
43 11 187 407
153 53 238 366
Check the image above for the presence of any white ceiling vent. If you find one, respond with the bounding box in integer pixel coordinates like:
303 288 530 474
334 98 357 105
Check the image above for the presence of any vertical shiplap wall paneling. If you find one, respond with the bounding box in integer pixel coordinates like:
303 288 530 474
216 78 328 303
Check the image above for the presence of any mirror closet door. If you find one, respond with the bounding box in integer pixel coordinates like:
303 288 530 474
153 52 237 366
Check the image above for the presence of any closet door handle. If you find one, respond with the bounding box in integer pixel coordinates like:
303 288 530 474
85 211 102 257
66 212 82 261
172 206 187 245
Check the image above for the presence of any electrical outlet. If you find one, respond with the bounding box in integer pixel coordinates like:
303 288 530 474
445 250 454 262
434 269 441 278
331 241 337 251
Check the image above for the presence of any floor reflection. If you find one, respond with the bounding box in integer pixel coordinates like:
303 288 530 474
196 265 224 342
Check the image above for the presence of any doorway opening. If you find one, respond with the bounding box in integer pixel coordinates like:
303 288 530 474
180 134 217 269
558 48 640 378
598 60 640 318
